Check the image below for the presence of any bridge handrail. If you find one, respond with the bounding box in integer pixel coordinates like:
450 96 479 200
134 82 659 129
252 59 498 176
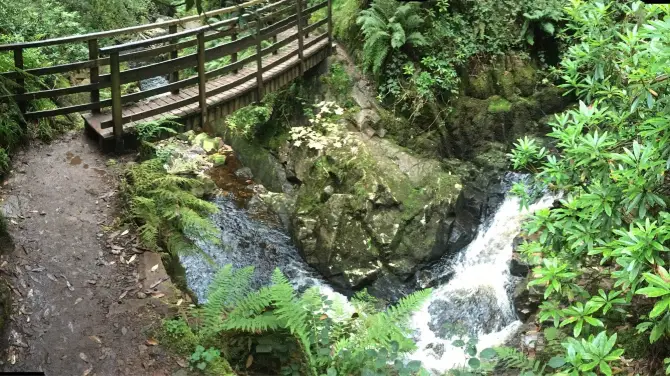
99 0 291 55
0 0 268 52
0 0 333 153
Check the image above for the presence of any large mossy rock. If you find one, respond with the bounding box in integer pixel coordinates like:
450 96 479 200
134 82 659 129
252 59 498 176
443 54 571 158
274 129 492 290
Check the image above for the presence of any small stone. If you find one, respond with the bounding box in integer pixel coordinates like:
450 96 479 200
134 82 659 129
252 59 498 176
376 128 387 138
136 291 147 299
138 344 148 354
121 327 127 336
234 167 253 180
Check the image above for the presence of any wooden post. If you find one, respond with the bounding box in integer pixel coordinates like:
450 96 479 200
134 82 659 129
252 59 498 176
88 39 101 114
272 33 278 55
13 47 27 117
327 0 333 49
196 32 208 131
255 15 264 102
110 51 124 153
169 24 180 94
231 22 238 74
295 0 305 75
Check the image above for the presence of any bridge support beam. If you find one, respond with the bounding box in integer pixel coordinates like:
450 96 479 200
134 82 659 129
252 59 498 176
196 32 209 132
13 47 27 119
110 51 124 153
296 0 306 75
255 16 264 103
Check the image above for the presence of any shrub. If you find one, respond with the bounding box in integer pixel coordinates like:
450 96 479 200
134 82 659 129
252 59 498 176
506 0 670 373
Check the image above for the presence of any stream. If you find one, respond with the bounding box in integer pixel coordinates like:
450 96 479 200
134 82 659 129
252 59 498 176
179 169 555 374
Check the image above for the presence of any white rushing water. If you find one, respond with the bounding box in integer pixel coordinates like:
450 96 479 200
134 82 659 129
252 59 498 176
180 175 558 374
409 192 557 374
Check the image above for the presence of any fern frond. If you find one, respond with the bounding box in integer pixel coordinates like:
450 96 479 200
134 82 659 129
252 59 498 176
494 347 548 374
390 22 406 48
384 288 432 324
406 31 427 47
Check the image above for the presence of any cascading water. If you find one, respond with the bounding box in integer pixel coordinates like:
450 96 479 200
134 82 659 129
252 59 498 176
408 189 557 374
180 196 342 303
178 165 556 374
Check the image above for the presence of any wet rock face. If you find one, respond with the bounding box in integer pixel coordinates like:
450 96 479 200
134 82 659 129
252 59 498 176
428 286 514 337
275 130 508 292
443 54 571 159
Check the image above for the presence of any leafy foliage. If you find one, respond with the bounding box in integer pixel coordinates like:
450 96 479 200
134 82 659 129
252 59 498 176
520 0 564 46
134 117 182 142
191 264 432 375
226 103 273 137
190 345 222 371
122 158 219 256
290 101 347 151
506 0 670 373
356 0 427 76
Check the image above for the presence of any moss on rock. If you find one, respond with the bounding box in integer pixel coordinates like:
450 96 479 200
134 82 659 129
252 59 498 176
466 72 496 99
488 96 512 113
286 132 465 288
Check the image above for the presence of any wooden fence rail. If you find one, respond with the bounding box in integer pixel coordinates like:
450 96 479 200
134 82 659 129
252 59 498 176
0 0 333 152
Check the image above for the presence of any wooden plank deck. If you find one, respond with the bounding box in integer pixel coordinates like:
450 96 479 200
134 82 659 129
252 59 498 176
84 30 330 139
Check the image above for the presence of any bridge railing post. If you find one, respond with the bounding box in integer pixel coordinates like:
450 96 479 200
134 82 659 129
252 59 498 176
110 51 124 153
296 0 305 75
88 39 101 114
196 31 209 131
327 0 333 49
169 25 180 94
13 47 27 120
231 21 238 74
255 14 264 102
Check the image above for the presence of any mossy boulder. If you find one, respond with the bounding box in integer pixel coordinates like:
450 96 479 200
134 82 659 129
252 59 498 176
226 134 295 194
466 72 496 99
276 130 490 290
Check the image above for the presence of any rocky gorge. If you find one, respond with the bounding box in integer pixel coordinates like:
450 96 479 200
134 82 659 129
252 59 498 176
213 49 570 300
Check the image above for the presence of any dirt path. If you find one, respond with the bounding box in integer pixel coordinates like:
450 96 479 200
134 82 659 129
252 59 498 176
0 132 184 376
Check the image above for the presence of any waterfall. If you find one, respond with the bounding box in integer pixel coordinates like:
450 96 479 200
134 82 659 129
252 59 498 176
179 169 557 374
180 197 342 303
408 191 556 374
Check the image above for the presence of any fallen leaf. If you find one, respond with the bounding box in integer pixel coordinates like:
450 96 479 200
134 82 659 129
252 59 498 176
146 338 159 346
79 352 89 362
150 264 159 272
246 354 254 369
120 230 129 237
118 291 128 300
126 255 136 265
46 273 57 282
176 359 188 368
176 299 183 306
83 367 92 376
151 292 165 299
74 297 83 305
319 314 328 320
89 336 102 344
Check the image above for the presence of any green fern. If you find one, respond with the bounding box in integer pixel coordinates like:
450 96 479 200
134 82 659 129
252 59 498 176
122 158 219 256
356 0 427 75
196 264 431 375
134 116 181 142
494 346 549 375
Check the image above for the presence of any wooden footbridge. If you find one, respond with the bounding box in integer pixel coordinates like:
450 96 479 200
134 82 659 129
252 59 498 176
0 0 332 151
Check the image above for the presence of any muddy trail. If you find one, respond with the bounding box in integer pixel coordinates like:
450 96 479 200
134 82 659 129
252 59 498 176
0 132 185 376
